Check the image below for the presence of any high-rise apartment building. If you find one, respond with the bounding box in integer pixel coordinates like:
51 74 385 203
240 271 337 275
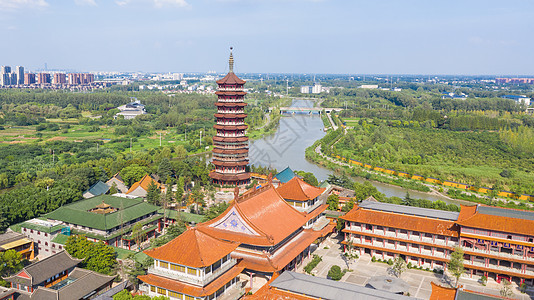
0 66 12 86
24 73 36 85
37 73 51 84
15 66 24 85
53 73 67 84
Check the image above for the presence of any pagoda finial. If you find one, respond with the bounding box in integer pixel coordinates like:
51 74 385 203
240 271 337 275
229 47 234 73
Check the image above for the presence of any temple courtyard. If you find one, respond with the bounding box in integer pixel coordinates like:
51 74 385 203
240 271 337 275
296 233 534 300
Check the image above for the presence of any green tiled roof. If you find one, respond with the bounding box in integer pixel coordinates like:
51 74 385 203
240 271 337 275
19 220 67 234
160 209 206 224
44 195 160 231
51 233 70 245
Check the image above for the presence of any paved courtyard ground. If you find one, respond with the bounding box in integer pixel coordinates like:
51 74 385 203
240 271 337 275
296 233 534 299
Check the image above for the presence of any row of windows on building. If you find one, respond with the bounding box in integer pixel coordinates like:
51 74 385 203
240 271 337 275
149 277 237 300
157 255 230 276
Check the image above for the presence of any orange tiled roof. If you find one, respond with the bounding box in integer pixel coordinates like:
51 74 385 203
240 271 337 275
277 177 325 201
341 206 459 237
144 228 239 268
126 174 161 194
457 204 534 237
457 205 478 221
216 72 246 85
198 184 309 246
429 282 457 300
139 262 245 297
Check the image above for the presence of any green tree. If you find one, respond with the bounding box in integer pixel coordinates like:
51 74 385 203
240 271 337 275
131 223 147 251
157 158 173 181
327 265 344 281
113 290 133 300
121 164 149 186
0 173 9 189
205 202 229 221
109 182 118 195
299 171 319 187
65 235 117 275
391 257 407 278
327 194 340 210
500 279 513 298
448 246 464 287
0 250 23 277
146 181 161 205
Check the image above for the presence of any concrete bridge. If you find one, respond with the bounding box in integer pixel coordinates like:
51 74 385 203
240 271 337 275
269 107 343 115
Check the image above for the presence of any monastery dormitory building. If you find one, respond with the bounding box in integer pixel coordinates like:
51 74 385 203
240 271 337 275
138 176 334 300
342 199 534 285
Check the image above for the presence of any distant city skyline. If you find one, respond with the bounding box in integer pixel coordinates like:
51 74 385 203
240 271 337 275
0 0 533 75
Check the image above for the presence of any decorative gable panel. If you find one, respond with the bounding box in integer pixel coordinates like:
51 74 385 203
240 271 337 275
208 207 259 236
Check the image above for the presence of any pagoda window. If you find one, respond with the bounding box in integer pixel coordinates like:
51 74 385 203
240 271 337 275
159 261 169 269
150 286 156 292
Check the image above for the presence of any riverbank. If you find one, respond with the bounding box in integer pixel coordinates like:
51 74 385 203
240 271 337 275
306 135 534 210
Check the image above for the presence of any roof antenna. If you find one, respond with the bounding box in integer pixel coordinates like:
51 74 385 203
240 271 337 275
229 47 234 73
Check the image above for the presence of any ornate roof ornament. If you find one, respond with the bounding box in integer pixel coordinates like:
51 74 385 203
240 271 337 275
229 47 234 73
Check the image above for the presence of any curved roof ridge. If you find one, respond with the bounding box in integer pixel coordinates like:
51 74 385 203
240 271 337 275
233 187 273 239
270 181 306 214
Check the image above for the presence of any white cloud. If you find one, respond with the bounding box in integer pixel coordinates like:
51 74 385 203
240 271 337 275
74 0 97 6
115 0 129 5
0 0 48 10
153 0 188 8
114 0 189 8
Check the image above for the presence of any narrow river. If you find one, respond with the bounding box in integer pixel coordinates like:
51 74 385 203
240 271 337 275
249 99 461 204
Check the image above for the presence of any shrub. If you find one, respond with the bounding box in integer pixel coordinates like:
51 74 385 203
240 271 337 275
480 275 487 286
407 262 412 269
328 265 344 281
371 256 376 262
304 255 322 274
387 258 393 265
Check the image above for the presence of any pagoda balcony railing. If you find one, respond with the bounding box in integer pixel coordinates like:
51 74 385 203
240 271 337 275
148 258 237 287
217 134 246 138
217 122 245 125
218 87 244 92
218 110 245 114
218 99 245 103
216 170 246 174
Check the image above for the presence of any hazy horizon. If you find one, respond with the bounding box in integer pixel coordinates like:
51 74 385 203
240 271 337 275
1 0 533 75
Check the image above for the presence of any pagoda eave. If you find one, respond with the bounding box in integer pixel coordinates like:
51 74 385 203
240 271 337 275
215 102 247 107
213 136 249 143
209 171 251 181
213 124 248 130
214 113 248 119
215 91 247 96
212 148 248 155
212 160 249 167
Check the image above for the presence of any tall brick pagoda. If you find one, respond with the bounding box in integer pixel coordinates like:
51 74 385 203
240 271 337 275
209 48 250 186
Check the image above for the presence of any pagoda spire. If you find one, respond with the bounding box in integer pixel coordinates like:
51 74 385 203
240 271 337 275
229 47 234 73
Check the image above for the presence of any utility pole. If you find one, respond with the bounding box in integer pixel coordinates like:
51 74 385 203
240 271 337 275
286 79 289 95
97 143 99 153
130 138 132 152
159 132 162 147
199 130 202 147
52 150 55 163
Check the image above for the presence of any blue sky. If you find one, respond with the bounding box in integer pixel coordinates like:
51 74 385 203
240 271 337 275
0 0 533 74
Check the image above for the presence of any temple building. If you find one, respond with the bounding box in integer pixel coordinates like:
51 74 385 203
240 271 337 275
139 178 332 299
5 251 114 299
209 48 250 186
342 200 534 286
